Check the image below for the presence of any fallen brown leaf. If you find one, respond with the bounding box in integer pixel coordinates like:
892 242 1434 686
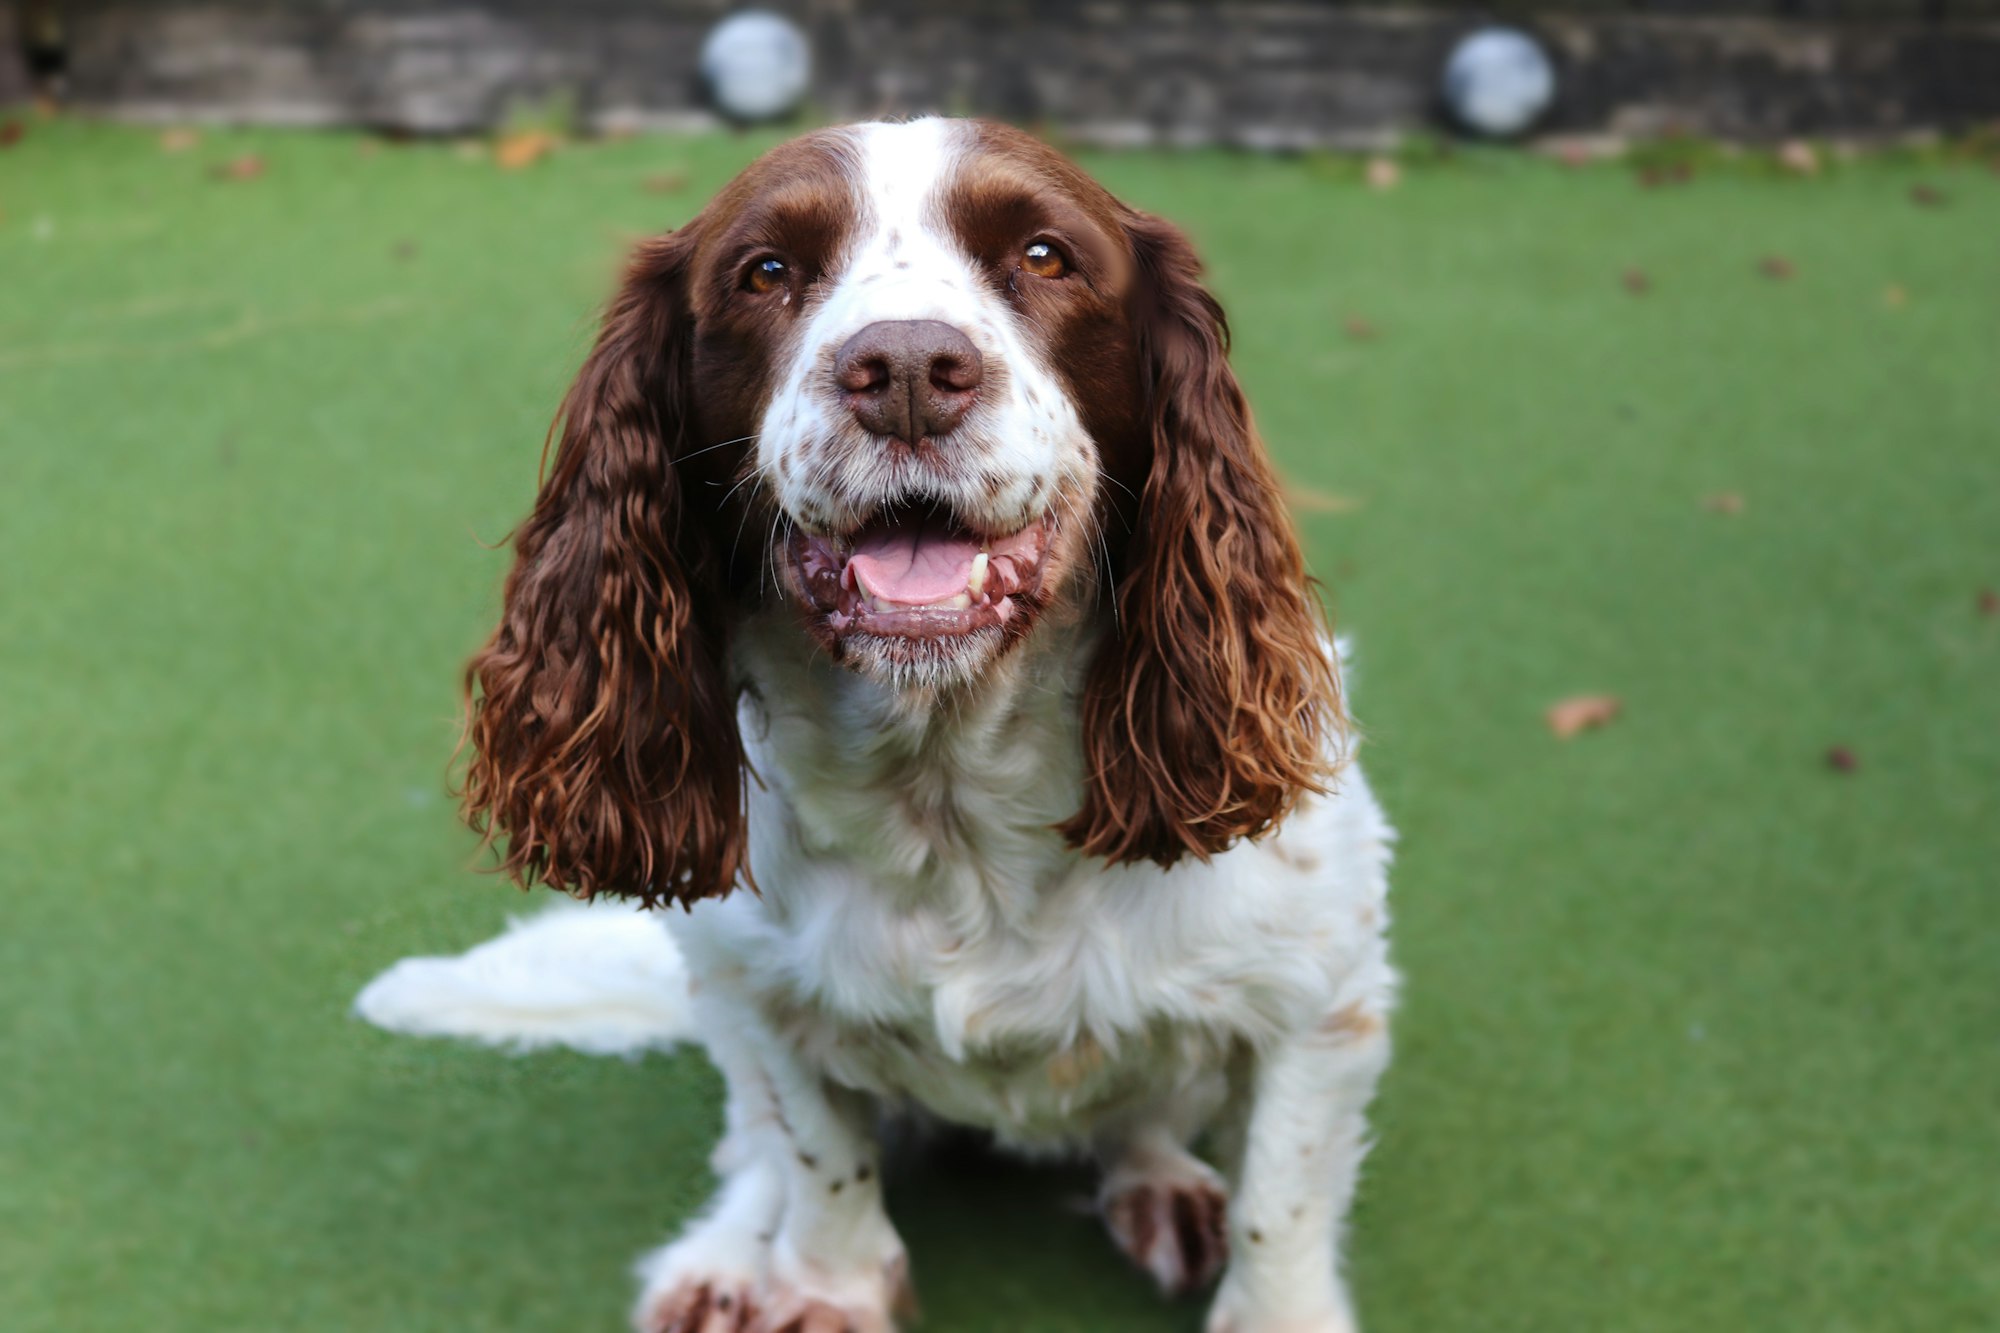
1622 267 1651 295
1702 491 1746 515
1365 157 1401 192
0 120 24 149
1342 315 1378 341
392 240 418 261
210 154 267 181
1759 255 1796 281
1777 140 1820 176
1883 283 1908 309
1825 745 1858 773
1546 695 1622 739
643 170 690 195
1978 587 1999 617
1909 183 1946 208
495 130 559 170
158 128 201 153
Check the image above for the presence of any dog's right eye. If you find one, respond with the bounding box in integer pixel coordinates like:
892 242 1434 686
744 257 789 294
1019 240 1069 280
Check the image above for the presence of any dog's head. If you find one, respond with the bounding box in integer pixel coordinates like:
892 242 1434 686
463 119 1343 905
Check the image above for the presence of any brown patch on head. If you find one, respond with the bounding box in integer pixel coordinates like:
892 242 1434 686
460 130 866 907
944 122 1148 492
932 122 1347 870
680 129 864 500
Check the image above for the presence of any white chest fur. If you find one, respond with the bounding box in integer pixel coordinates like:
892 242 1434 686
668 616 1396 1148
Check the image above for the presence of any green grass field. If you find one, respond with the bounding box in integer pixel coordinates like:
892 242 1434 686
3 119 1996 1332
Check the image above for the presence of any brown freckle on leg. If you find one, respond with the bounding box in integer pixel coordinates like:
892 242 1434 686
829 1179 845 1194
797 1151 819 1170
855 1164 872 1183
1248 1228 1263 1244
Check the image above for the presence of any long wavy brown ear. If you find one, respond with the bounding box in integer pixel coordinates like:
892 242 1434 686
1060 211 1347 867
459 226 746 908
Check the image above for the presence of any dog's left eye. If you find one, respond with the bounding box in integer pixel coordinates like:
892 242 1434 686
1020 240 1069 280
744 257 789 294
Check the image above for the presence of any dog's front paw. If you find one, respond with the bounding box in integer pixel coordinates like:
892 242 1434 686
632 1232 768 1333
761 1239 911 1333
635 1277 761 1333
1101 1153 1231 1296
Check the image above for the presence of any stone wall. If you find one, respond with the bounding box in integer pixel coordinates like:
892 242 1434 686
38 1 2000 144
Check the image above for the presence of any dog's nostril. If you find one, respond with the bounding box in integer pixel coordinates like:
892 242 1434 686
930 352 980 395
837 355 891 395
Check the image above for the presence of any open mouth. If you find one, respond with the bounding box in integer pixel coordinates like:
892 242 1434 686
788 503 1053 640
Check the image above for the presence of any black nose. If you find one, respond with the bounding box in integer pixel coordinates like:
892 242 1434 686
834 320 983 445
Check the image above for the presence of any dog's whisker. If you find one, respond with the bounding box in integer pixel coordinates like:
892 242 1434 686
679 433 761 463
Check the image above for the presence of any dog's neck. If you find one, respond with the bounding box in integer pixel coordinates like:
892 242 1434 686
733 607 1098 924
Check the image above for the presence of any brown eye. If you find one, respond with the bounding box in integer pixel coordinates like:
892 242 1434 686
745 256 788 294
1020 240 1069 280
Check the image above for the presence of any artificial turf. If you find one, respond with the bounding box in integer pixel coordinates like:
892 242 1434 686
2 117 1996 1333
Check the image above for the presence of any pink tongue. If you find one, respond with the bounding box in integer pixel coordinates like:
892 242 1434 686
847 513 980 604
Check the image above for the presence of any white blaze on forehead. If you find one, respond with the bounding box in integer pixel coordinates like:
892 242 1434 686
834 118 987 337
756 116 1095 537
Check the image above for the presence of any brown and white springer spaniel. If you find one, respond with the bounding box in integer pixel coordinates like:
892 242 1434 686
450 117 1395 1333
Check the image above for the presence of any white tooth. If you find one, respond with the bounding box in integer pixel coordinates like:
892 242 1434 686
966 551 989 598
939 593 972 610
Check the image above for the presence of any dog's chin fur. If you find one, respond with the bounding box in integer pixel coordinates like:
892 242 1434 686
834 626 1010 693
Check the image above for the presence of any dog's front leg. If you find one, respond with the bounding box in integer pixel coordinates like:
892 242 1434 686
708 986 909 1333
755 1044 909 1332
1205 1003 1391 1333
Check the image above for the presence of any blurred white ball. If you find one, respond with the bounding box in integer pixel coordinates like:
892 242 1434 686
700 11 812 122
1442 27 1556 140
